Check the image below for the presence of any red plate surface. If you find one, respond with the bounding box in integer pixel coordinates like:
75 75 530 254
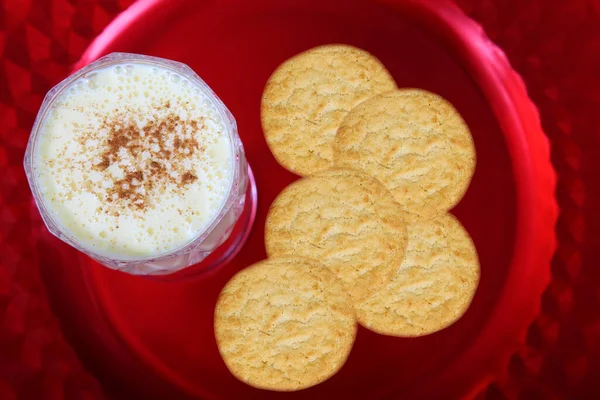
31 0 557 399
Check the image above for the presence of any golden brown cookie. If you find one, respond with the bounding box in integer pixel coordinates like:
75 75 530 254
261 44 397 176
333 89 476 223
355 214 480 337
265 169 408 302
214 257 356 391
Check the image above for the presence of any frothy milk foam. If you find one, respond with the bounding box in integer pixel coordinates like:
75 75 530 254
34 63 234 259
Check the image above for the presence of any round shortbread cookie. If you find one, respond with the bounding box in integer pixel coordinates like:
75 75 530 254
261 44 397 176
265 169 408 301
214 257 356 391
333 89 476 223
355 214 480 337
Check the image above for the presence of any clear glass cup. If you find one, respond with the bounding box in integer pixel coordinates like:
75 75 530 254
24 53 253 276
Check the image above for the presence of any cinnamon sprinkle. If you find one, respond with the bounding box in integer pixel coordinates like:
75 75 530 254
181 172 198 185
93 101 206 211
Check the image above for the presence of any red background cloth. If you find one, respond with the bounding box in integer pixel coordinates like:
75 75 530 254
0 0 598 398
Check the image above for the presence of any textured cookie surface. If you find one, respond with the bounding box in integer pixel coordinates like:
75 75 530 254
265 169 408 301
214 257 356 391
261 44 397 176
333 89 476 223
355 214 480 337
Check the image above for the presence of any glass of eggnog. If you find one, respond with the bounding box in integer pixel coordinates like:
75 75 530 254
24 53 251 276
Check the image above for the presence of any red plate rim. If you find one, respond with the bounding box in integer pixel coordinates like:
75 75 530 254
75 0 558 398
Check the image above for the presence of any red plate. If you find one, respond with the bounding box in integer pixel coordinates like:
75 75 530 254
34 0 557 398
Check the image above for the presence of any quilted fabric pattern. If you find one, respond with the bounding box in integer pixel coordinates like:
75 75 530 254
0 0 598 398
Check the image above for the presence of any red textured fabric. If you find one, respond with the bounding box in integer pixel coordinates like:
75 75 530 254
0 0 598 399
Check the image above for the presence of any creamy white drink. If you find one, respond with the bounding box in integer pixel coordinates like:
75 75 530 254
25 54 248 272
